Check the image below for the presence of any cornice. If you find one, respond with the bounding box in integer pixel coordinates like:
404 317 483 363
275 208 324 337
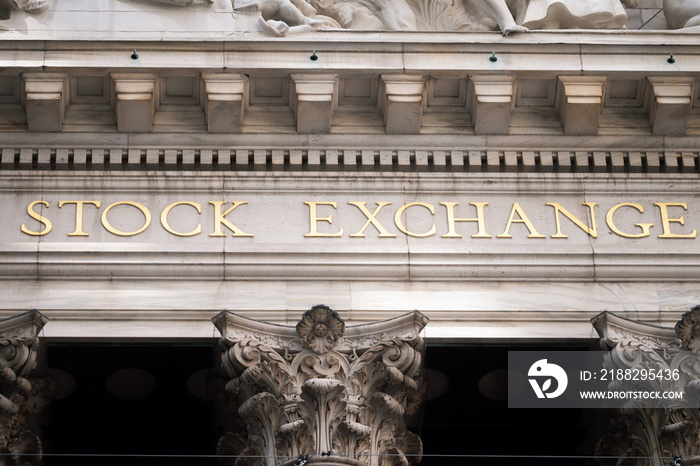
1 32 700 174
2 31 700 72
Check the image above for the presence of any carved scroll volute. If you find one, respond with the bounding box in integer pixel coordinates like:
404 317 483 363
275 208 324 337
213 307 428 466
0 310 50 466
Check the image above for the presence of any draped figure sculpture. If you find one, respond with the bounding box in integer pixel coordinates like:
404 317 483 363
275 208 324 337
664 0 700 29
18 0 691 36
0 0 49 20
471 0 640 35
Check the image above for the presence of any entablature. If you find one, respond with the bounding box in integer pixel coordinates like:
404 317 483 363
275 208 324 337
1 34 700 145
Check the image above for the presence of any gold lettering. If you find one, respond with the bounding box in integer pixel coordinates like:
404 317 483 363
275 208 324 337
605 203 653 238
21 201 52 236
655 202 697 239
394 202 436 238
161 201 202 237
59 201 101 236
497 202 545 238
547 202 598 239
348 202 396 238
209 201 253 237
441 202 491 238
101 201 152 237
304 201 343 237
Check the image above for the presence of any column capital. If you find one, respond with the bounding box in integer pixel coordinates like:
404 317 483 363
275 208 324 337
592 308 700 466
0 310 50 465
213 306 428 466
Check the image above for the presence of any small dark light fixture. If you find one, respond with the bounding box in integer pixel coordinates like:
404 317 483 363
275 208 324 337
490 52 498 62
131 49 139 60
310 50 318 61
668 53 675 64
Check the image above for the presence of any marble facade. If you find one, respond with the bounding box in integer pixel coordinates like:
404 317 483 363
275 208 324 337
0 1 700 463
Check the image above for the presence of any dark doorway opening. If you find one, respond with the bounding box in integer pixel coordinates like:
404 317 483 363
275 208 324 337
43 343 219 466
419 343 607 466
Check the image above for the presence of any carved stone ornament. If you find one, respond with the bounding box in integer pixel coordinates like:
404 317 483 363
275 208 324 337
0 310 51 466
675 305 700 352
0 0 49 21
212 307 428 466
296 305 345 354
591 309 700 466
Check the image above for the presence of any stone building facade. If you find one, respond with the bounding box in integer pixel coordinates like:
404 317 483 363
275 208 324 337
0 0 699 465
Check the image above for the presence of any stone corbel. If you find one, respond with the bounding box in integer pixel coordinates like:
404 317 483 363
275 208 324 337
110 73 158 133
213 306 428 466
290 74 338 134
201 73 248 134
643 76 695 136
555 76 606 135
380 75 426 135
467 75 516 135
0 310 51 466
22 72 69 133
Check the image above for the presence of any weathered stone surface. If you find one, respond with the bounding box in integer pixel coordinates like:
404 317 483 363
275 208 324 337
468 74 516 135
0 311 51 466
290 74 338 134
213 306 427 466
22 73 68 133
111 73 158 133
380 75 425 134
592 308 700 466
555 76 606 135
644 76 695 136
201 73 248 134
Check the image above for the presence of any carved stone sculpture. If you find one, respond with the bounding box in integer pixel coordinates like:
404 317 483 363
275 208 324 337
471 0 639 35
233 0 328 37
592 308 700 466
126 0 213 6
664 0 700 29
0 0 49 21
0 310 51 466
212 305 428 466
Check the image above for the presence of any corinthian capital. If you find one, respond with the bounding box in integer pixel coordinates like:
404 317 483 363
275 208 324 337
212 306 428 466
592 309 700 466
0 310 50 466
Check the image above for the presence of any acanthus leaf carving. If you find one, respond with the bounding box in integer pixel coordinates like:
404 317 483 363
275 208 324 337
592 308 700 466
213 307 428 466
0 311 50 466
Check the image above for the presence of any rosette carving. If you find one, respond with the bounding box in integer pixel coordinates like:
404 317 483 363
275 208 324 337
676 305 700 352
296 305 345 354
213 307 428 466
